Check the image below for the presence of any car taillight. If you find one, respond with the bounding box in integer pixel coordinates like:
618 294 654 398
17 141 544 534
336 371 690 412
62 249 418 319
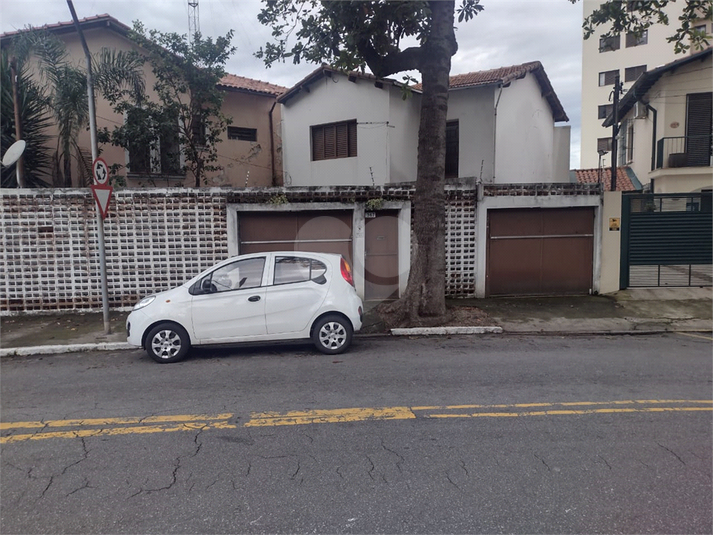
340 257 355 287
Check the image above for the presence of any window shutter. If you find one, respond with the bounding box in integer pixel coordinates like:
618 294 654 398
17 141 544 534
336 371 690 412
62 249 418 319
348 121 357 157
686 92 713 166
311 120 357 160
324 124 336 159
312 126 325 161
625 65 647 82
336 123 348 158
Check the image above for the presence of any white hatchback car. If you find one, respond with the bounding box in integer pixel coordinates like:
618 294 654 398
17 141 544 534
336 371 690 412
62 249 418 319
126 252 363 363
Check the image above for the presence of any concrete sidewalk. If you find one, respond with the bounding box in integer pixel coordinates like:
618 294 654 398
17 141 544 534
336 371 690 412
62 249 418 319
1 287 710 357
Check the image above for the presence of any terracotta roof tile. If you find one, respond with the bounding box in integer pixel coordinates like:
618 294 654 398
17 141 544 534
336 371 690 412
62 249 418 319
414 61 567 122
218 73 286 97
1 15 285 98
0 14 129 40
449 61 543 89
572 167 641 192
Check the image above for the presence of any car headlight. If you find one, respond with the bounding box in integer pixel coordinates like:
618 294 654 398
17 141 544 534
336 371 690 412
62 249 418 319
133 295 156 310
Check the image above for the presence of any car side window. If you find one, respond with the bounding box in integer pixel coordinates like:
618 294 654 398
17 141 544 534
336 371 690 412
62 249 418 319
200 257 265 294
274 257 327 285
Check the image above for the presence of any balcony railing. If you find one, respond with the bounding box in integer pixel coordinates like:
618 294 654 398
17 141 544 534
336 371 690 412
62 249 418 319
656 134 712 170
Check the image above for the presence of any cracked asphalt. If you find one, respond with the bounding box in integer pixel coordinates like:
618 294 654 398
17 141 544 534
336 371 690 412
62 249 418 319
1 334 711 534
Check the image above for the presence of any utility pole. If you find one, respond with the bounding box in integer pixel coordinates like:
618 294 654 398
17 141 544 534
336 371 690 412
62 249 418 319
610 75 623 192
67 0 111 334
9 57 26 188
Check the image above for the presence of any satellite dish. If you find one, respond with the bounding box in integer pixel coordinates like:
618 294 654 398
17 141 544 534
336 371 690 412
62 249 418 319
2 140 26 167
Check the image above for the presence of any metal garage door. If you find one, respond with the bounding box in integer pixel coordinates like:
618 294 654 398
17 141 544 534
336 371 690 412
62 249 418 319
621 192 712 288
239 211 353 262
486 207 594 296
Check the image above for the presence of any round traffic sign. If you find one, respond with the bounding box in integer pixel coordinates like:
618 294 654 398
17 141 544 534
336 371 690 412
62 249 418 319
93 157 109 185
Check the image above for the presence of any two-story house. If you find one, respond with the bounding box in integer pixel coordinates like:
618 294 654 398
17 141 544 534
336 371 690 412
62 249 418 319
603 48 712 194
277 62 570 187
1 14 285 188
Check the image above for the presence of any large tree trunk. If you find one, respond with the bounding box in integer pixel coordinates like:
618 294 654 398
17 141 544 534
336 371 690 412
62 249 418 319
380 0 456 326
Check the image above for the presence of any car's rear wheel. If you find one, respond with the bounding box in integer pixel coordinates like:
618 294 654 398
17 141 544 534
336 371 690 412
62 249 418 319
145 323 190 363
312 314 353 355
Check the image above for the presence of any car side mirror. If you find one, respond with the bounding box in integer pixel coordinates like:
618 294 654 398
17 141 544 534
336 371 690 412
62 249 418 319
200 278 214 293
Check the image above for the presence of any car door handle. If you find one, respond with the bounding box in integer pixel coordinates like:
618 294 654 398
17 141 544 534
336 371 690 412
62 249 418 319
248 295 261 302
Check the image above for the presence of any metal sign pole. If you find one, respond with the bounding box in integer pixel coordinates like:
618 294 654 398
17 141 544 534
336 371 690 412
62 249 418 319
68 0 111 334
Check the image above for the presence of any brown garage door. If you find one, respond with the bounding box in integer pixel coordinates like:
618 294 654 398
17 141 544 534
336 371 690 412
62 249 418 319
486 207 594 296
365 211 399 300
239 211 353 263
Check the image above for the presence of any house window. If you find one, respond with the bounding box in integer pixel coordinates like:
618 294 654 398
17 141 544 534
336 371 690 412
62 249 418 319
597 137 613 152
228 127 257 142
625 65 647 82
445 120 459 179
626 30 648 47
599 70 619 86
617 120 629 166
191 115 206 148
694 24 708 34
311 120 357 161
627 122 635 162
599 35 620 52
126 108 181 176
598 104 614 120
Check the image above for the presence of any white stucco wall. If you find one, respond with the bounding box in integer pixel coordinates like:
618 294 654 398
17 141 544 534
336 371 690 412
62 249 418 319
447 86 496 181
553 126 572 182
387 89 421 183
282 70 568 187
280 74 420 186
495 73 557 183
622 54 712 192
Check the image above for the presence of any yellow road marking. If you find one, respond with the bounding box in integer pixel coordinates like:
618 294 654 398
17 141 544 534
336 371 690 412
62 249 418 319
0 413 234 430
677 332 713 341
245 407 416 427
411 399 713 411
2 400 711 441
1 421 236 444
426 407 712 419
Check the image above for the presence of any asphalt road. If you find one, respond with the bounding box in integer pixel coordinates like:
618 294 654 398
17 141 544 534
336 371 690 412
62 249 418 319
1 334 712 534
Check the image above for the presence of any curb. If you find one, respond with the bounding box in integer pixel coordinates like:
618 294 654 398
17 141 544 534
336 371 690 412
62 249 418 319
2 327 709 357
391 326 504 336
0 342 133 357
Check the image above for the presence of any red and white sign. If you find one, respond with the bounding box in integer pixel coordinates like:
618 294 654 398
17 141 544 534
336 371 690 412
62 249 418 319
91 183 113 219
92 157 109 185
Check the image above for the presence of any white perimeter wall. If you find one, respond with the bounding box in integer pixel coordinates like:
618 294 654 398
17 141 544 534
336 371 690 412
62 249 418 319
281 74 419 186
495 73 558 183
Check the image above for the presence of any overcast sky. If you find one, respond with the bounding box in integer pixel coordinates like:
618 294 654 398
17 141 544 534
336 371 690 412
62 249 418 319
0 0 585 167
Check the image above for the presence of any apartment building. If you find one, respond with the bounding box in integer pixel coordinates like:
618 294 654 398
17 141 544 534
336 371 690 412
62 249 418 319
580 0 711 169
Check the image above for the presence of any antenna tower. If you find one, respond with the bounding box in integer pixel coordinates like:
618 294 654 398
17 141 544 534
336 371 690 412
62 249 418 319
188 1 200 44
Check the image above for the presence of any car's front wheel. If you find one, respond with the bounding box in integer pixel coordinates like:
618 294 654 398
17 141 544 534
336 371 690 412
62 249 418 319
145 323 190 363
312 314 353 355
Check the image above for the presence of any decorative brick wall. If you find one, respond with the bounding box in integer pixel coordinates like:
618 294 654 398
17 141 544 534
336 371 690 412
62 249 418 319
1 189 230 313
445 190 477 297
1 183 599 313
0 185 479 313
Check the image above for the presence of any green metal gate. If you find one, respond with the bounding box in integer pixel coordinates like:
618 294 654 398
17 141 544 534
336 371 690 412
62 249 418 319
620 192 712 288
